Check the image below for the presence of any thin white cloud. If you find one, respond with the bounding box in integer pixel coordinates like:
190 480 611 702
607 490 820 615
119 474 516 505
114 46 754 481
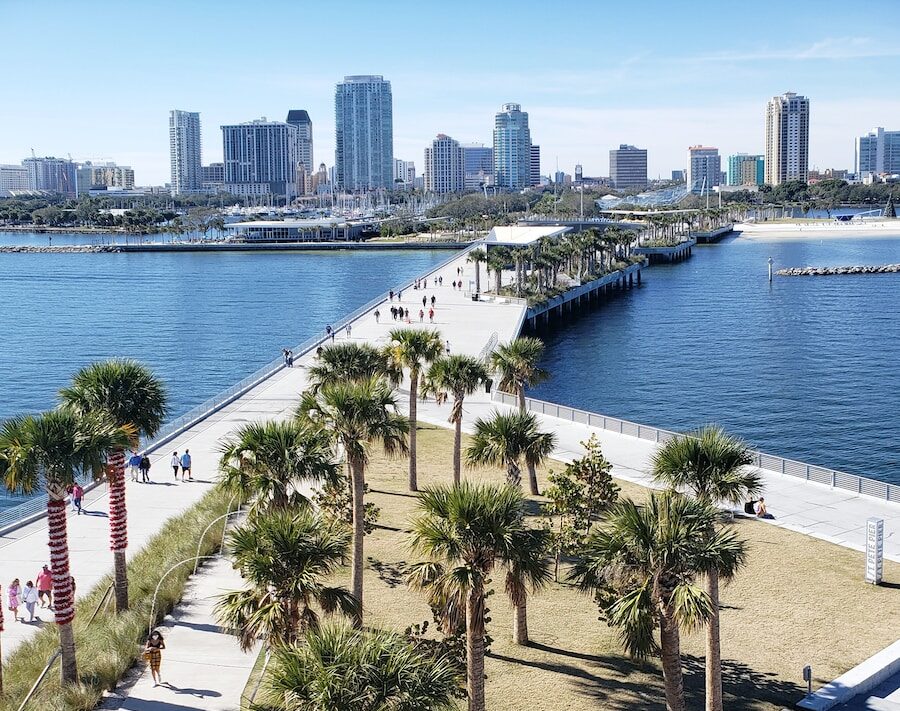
686 37 900 63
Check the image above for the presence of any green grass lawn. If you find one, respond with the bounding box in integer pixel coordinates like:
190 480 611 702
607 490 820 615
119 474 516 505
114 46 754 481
347 424 900 711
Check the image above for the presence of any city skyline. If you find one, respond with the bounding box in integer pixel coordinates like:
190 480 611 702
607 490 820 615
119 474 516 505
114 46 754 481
3 0 900 185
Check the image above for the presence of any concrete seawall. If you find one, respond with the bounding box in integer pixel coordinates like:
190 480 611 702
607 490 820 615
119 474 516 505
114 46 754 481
778 264 900 276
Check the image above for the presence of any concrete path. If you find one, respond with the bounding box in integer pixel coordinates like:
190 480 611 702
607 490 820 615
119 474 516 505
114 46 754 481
101 557 260 711
2 244 898 708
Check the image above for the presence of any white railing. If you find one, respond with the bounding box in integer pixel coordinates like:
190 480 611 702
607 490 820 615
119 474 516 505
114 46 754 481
492 391 900 503
0 246 473 533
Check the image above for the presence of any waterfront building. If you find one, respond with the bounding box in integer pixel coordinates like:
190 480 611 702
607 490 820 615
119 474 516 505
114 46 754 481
0 164 31 193
687 146 721 193
334 75 393 191
202 162 225 193
609 144 647 189
226 218 373 242
23 156 77 196
393 159 416 189
857 127 900 179
169 109 202 195
221 118 298 201
726 154 764 187
530 144 541 187
765 92 810 185
462 143 493 190
424 134 465 194
76 162 136 195
671 169 685 182
493 103 532 191
286 110 314 173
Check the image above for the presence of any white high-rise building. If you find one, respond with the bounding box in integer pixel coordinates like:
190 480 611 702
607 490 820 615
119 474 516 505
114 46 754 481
335 75 393 191
493 103 531 191
221 118 298 201
0 164 30 193
169 110 202 194
857 127 900 178
765 92 809 185
687 146 721 193
424 134 465 194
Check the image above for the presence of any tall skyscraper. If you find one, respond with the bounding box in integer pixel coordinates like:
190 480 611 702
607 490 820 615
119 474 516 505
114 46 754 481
609 145 647 189
765 92 810 185
857 127 900 178
23 157 77 196
221 118 298 201
286 110 314 172
169 110 202 195
727 154 765 186
530 145 541 187
424 134 465 194
493 103 531 191
461 143 493 190
687 146 721 193
334 75 393 191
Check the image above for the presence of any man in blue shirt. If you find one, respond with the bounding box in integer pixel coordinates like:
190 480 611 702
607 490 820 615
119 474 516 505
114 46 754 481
128 451 143 482
180 450 192 481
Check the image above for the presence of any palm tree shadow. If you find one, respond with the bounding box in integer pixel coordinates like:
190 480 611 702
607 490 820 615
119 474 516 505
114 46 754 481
369 488 420 499
681 654 801 709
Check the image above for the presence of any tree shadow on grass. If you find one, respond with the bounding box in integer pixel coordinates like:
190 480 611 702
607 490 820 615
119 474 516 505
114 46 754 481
369 488 420 499
682 654 802 710
367 557 407 588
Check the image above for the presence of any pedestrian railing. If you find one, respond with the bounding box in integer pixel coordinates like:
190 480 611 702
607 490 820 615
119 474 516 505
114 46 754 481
491 390 900 503
0 245 473 533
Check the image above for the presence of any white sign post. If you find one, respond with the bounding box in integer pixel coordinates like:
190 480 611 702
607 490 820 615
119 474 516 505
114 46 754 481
865 517 884 585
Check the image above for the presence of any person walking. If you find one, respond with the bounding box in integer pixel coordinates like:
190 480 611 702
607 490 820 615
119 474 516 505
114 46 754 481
389 290 394 301
128 450 142 482
8 578 20 622
430 295 436 307
71 482 83 514
428 308 435 323
287 350 294 367
374 308 381 323
325 324 334 342
438 276 443 285
170 451 179 479
139 454 151 483
36 565 52 609
22 581 38 622
180 450 192 481
398 289 402 300
419 308 424 322
422 295 427 308
144 630 166 686
445 339 451 355
345 323 352 338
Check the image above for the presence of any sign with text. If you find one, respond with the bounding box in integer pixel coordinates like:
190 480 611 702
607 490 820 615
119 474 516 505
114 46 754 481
865 517 884 585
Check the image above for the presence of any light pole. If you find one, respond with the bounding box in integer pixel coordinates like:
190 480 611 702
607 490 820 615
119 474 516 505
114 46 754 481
768 257 774 282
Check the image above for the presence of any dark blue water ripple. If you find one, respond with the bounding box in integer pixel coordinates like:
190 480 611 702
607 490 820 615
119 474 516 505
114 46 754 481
531 232 900 484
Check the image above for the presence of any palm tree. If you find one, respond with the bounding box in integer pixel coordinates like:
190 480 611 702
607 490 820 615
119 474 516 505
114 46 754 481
59 359 167 612
215 509 357 650
466 410 556 493
504 527 551 645
467 248 487 295
652 427 760 711
409 482 533 711
260 622 461 710
0 411 131 684
386 328 444 492
421 355 490 484
296 377 408 625
306 342 398 392
570 491 746 711
218 419 338 515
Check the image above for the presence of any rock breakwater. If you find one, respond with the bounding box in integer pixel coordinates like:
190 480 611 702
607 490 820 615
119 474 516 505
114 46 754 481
0 245 123 254
777 264 900 276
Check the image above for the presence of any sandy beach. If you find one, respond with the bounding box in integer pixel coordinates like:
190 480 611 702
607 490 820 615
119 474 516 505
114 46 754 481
734 220 900 242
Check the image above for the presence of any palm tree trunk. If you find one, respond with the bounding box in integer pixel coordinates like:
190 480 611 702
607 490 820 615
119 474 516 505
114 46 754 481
47 494 77 683
453 411 462 485
408 370 419 492
706 568 723 711
659 605 686 711
506 461 521 487
513 596 529 645
466 581 486 711
108 448 129 611
474 262 481 294
349 457 365 627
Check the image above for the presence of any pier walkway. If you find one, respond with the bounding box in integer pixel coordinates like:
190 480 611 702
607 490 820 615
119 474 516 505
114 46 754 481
1 244 898 707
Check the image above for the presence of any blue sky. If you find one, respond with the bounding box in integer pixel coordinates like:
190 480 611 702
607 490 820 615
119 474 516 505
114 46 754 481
4 0 900 185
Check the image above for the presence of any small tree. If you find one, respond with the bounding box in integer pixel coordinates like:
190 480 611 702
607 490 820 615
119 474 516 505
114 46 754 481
542 435 619 580
313 477 380 535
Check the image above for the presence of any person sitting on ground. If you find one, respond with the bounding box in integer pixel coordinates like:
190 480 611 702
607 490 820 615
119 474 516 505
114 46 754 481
755 497 774 519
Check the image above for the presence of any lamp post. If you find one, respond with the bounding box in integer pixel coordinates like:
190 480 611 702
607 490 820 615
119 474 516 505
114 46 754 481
768 257 774 282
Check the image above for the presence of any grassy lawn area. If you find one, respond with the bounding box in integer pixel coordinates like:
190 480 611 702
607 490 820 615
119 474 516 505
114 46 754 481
351 423 900 711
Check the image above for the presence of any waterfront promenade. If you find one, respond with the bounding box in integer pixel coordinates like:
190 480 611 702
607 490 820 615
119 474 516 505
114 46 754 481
1 244 898 706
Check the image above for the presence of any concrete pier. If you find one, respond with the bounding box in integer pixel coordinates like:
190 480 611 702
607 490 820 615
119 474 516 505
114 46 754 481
634 237 695 263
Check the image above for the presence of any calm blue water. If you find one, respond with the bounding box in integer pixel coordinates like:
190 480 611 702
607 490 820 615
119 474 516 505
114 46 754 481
0 240 449 509
531 231 900 484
